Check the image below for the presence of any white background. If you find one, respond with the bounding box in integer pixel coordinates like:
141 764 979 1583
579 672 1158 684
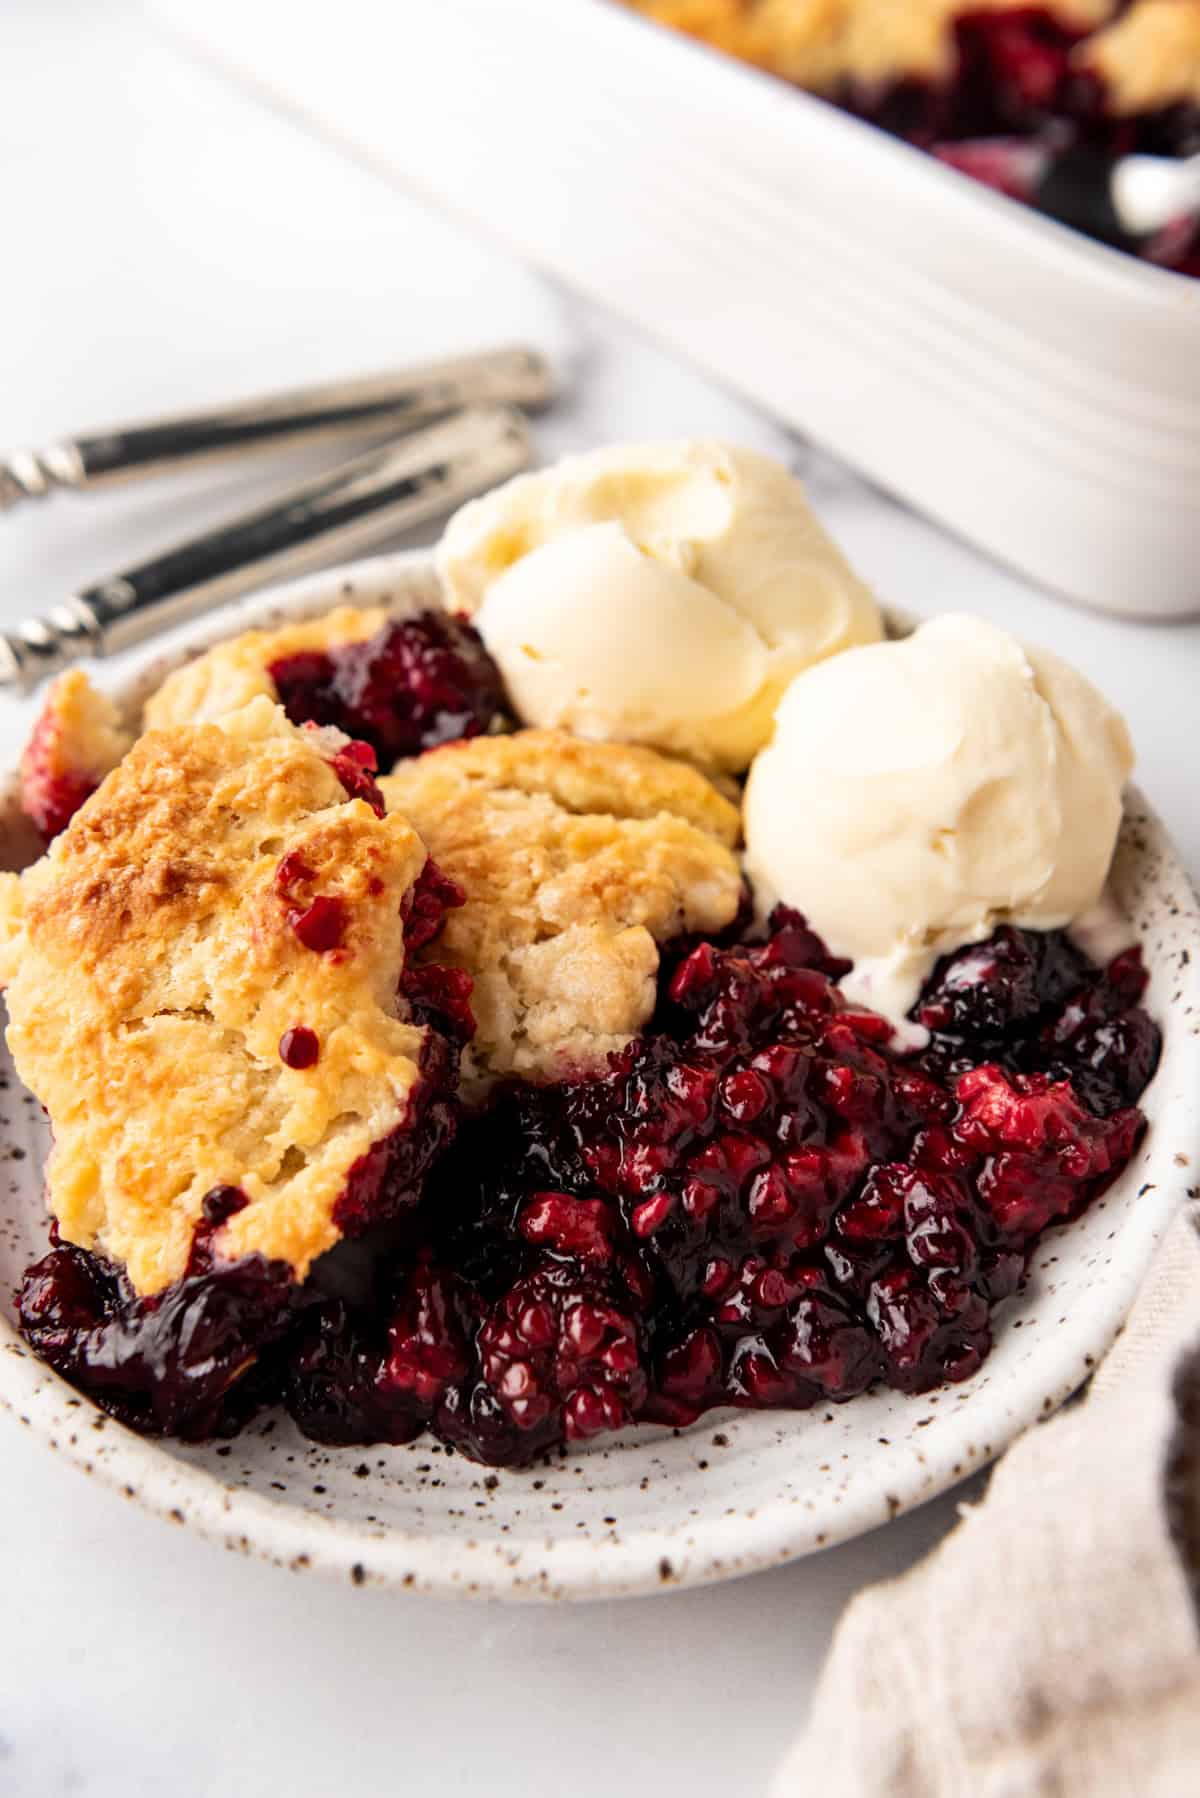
0 6 1196 1795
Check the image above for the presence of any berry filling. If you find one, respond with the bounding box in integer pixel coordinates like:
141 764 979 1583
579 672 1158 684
326 736 387 817
269 610 512 765
843 10 1200 270
16 903 1159 1463
279 1026 320 1069
631 2 1199 271
18 674 133 843
837 9 1084 148
18 1193 299 1440
20 765 98 845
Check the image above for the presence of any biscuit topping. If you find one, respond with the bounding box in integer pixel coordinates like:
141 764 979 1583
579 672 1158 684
2 697 444 1296
381 729 743 1084
145 603 510 763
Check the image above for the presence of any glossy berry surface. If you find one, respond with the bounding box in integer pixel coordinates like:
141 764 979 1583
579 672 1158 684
269 609 511 766
284 1256 467 1450
279 1026 320 1069
17 910 1159 1463
400 859 476 1048
407 911 1153 1461
326 736 386 817
18 1194 299 1440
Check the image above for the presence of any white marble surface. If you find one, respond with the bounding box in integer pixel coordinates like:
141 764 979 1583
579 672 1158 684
0 5 1196 1795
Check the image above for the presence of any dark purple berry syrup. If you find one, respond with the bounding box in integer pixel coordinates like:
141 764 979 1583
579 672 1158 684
270 610 511 766
18 903 1157 1463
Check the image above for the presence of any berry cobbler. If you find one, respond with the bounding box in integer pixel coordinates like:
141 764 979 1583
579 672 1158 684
2 443 1160 1467
622 1 1200 272
19 668 134 842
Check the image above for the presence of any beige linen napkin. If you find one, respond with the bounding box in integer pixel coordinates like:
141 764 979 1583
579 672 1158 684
775 1204 1200 1798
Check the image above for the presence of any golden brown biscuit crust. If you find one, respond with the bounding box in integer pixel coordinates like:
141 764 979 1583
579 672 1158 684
1079 1 1200 112
3 698 430 1296
623 0 845 83
625 1 1113 88
381 730 742 1084
392 727 743 842
22 668 133 784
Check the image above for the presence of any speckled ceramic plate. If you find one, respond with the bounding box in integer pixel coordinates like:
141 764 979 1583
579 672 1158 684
0 552 1196 1601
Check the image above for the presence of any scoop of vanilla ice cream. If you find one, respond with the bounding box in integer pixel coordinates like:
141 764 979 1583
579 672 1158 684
471 523 771 754
742 614 1133 1029
436 441 881 770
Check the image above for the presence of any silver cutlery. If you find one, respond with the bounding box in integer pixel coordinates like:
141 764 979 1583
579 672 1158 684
0 346 552 510
0 405 532 691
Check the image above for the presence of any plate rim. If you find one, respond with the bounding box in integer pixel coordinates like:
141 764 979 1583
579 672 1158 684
1 548 1196 1601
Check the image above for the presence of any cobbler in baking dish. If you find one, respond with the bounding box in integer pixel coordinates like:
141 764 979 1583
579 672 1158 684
623 1 1200 271
3 445 1161 1466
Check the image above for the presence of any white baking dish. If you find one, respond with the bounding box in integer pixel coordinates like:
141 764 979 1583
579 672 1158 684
151 0 1200 616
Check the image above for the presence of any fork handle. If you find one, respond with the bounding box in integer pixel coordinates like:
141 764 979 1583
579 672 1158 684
0 346 552 508
0 406 531 691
